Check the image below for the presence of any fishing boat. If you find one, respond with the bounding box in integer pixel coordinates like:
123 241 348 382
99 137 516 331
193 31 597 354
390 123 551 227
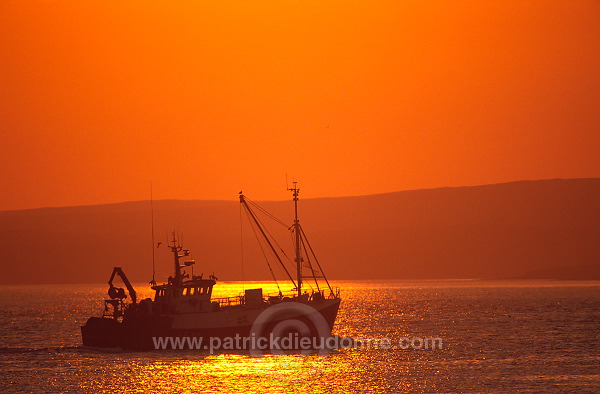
81 185 341 351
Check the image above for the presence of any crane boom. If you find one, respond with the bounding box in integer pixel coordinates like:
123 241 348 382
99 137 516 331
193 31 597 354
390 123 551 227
108 267 137 304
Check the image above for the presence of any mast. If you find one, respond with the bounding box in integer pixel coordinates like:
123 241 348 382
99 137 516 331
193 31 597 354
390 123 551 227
168 231 185 286
288 182 302 297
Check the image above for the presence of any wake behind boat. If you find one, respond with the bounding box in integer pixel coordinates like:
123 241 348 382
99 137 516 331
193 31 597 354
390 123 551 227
81 185 341 351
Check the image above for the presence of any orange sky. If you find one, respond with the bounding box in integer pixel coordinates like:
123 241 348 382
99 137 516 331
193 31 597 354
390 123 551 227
1 0 599 210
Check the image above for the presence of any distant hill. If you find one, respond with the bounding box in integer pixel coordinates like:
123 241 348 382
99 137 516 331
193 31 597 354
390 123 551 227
0 178 599 285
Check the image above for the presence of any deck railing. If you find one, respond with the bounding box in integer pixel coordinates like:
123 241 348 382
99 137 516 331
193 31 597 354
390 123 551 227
212 288 340 308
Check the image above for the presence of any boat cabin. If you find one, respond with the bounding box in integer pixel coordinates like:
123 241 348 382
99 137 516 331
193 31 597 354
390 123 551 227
152 277 217 314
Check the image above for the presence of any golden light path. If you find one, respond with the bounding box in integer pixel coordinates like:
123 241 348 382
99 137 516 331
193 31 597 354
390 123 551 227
79 350 413 393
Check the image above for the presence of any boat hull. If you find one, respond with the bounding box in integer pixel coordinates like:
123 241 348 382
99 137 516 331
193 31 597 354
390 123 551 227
81 298 341 351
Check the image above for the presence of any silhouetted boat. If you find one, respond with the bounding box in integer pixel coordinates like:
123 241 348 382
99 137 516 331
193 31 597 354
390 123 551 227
81 185 341 351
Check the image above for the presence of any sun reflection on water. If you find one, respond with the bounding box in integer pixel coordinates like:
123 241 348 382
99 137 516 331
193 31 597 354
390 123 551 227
119 352 370 393
118 281 410 393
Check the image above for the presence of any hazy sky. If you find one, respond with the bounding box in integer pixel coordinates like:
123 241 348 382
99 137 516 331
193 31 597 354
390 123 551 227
1 0 599 210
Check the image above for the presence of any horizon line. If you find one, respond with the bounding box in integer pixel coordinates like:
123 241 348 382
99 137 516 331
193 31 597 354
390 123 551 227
2 176 598 213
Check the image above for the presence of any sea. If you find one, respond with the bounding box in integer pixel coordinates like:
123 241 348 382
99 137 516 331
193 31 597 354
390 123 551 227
1 280 599 393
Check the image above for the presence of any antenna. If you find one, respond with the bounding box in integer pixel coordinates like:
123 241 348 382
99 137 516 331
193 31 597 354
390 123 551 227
150 182 156 285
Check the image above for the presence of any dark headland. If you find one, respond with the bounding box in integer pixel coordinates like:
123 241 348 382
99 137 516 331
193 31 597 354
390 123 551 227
1 178 599 285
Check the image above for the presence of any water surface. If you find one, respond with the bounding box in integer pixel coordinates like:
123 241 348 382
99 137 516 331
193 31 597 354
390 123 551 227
2 280 599 392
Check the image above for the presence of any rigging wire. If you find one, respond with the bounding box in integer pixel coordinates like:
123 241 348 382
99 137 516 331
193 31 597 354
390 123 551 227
247 208 294 290
246 201 297 277
246 197 289 228
243 208 282 295
150 182 156 285
299 232 320 292
300 225 334 295
244 197 295 269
